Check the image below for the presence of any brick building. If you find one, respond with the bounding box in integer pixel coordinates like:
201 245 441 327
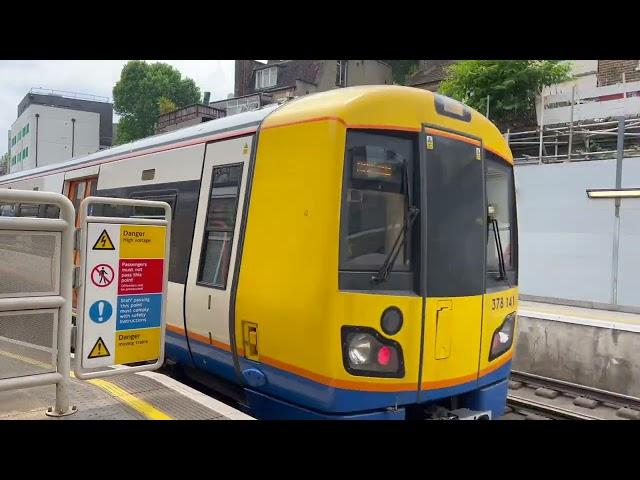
407 60 456 91
211 60 393 117
597 60 640 86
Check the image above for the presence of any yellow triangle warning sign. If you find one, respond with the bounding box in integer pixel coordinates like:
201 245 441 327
88 337 111 359
92 230 115 250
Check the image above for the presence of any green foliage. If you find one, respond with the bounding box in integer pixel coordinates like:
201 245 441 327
439 60 572 129
384 60 421 84
158 97 177 115
113 61 201 144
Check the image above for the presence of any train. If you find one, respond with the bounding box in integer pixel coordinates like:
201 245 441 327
0 85 518 419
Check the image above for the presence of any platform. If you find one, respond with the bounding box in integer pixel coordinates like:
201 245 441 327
519 300 640 332
0 350 253 420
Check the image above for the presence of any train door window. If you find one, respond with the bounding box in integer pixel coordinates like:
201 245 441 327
197 164 243 289
485 151 518 288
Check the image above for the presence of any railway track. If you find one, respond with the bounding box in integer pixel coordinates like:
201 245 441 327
505 370 640 420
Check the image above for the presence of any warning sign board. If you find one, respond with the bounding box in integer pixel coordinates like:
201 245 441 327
80 220 167 371
92 230 115 250
88 337 111 358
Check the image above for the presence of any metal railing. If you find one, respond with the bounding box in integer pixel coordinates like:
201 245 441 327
0 190 76 416
28 87 110 104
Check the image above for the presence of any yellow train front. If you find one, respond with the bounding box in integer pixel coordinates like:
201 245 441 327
233 86 518 419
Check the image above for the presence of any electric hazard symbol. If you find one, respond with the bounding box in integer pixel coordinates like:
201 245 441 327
88 337 111 359
93 230 115 250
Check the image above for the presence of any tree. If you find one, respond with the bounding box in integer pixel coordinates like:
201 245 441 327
384 60 421 84
439 60 572 130
113 61 201 143
0 152 9 175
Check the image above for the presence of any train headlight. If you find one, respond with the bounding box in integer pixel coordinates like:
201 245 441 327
342 327 405 378
348 334 372 365
489 312 516 361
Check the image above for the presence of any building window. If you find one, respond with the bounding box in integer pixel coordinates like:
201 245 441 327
336 60 348 87
25 123 29 134
24 146 28 158
197 164 243 288
255 67 277 90
17 131 21 141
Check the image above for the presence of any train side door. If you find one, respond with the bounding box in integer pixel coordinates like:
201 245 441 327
184 136 253 376
66 177 98 308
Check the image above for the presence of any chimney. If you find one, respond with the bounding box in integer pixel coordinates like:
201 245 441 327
203 91 211 104
235 60 260 97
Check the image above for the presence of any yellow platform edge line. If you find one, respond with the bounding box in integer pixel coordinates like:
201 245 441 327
1 348 172 420
85 377 173 421
0 348 52 370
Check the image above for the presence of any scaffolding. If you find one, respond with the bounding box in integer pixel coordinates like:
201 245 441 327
506 78 640 164
506 117 640 164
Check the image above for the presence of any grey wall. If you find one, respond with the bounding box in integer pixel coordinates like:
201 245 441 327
513 315 640 397
515 157 640 308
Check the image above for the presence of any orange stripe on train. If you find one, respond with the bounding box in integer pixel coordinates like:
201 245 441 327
167 324 513 393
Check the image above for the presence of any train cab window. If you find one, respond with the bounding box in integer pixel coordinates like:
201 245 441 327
486 152 518 288
339 131 418 291
197 164 243 289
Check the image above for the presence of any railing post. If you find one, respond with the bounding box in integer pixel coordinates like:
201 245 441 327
611 116 625 305
49 194 77 416
568 85 576 162
539 94 545 164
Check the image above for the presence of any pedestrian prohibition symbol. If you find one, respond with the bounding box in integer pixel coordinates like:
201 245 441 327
91 264 114 287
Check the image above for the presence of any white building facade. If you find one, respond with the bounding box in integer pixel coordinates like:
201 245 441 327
9 104 100 174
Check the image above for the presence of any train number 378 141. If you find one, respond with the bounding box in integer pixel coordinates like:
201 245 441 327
491 295 515 310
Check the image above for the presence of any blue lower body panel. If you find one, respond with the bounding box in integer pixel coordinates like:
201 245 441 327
245 389 406 420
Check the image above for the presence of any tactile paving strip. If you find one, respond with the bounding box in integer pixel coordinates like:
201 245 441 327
102 373 228 420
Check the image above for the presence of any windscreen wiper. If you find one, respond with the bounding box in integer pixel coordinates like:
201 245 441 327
490 217 507 281
372 205 420 284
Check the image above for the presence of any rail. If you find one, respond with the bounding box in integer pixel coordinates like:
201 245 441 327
506 370 640 420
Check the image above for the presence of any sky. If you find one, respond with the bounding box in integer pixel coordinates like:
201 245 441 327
0 60 240 156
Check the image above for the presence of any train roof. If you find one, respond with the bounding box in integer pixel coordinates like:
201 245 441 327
0 104 280 184
263 85 513 163
0 86 512 185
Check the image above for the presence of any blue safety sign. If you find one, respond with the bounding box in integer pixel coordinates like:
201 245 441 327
116 294 162 331
89 300 113 324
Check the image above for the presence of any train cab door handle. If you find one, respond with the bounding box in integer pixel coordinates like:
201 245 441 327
243 322 259 361
434 300 453 360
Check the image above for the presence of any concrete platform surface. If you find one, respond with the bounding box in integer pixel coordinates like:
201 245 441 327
0 349 253 420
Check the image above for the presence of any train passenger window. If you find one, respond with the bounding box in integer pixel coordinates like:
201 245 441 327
16 203 40 217
197 164 243 289
131 195 176 219
340 131 416 274
42 205 60 219
0 203 17 217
